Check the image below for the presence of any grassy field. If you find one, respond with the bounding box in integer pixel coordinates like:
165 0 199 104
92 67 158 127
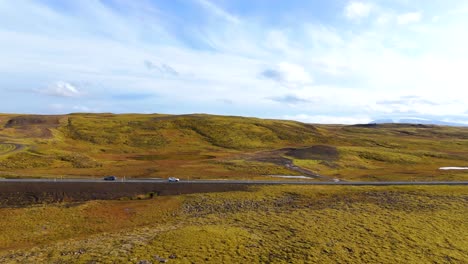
0 185 466 263
0 113 467 181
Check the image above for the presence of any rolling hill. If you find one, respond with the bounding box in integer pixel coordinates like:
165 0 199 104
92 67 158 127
0 113 467 181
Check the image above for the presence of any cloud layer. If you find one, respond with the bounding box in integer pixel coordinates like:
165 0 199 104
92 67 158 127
345 2 372 20
1 0 468 124
37 82 82 97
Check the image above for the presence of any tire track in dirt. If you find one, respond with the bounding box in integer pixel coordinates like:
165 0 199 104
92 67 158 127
248 148 337 181
0 143 25 155
253 155 334 181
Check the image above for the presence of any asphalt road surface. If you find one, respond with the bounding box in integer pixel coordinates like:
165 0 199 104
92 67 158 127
0 178 467 186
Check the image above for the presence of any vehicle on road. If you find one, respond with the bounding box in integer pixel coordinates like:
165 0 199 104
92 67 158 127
168 177 180 182
103 176 117 181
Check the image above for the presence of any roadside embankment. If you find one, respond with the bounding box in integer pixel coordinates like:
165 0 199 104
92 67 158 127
0 182 249 207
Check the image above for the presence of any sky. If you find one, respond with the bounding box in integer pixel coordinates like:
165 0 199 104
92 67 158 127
1 0 468 124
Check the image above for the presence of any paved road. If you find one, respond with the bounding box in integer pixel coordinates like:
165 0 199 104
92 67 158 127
0 178 467 186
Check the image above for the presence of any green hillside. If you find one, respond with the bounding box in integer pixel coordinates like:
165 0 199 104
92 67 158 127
0 113 467 181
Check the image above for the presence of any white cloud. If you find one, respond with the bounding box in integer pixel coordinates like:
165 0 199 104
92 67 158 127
265 30 291 53
278 63 312 83
397 12 422 25
368 93 468 117
49 103 65 110
305 25 343 47
376 14 392 25
345 1 372 20
261 62 312 87
194 0 239 24
144 60 179 76
1 1 468 123
282 114 372 125
38 81 82 97
48 103 99 113
72 105 96 112
269 94 312 105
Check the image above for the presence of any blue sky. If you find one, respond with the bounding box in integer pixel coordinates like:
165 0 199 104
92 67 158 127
1 0 468 124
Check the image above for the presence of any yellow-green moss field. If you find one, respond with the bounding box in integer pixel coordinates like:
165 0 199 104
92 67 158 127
0 185 466 263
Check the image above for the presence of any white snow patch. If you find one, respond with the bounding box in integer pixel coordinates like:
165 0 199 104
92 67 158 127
439 167 468 170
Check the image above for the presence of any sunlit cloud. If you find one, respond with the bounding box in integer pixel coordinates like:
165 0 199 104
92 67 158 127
397 12 422 25
36 81 82 98
345 1 372 20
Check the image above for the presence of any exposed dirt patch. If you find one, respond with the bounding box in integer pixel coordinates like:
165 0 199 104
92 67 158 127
131 154 216 161
4 115 61 128
57 153 102 168
38 127 54 138
285 145 339 161
252 156 291 165
249 150 331 180
350 123 379 128
4 116 62 139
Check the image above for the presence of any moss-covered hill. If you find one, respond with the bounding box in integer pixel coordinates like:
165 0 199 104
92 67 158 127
0 113 467 181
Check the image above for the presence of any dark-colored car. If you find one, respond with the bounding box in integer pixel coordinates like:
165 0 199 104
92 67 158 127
103 176 117 181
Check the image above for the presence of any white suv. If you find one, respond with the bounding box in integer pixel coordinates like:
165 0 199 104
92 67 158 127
168 177 180 182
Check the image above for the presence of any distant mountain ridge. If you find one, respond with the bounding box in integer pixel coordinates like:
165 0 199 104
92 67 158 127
371 118 467 127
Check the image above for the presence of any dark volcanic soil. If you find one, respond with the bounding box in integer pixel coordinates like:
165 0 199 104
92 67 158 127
4 115 61 128
0 182 250 207
285 145 339 161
